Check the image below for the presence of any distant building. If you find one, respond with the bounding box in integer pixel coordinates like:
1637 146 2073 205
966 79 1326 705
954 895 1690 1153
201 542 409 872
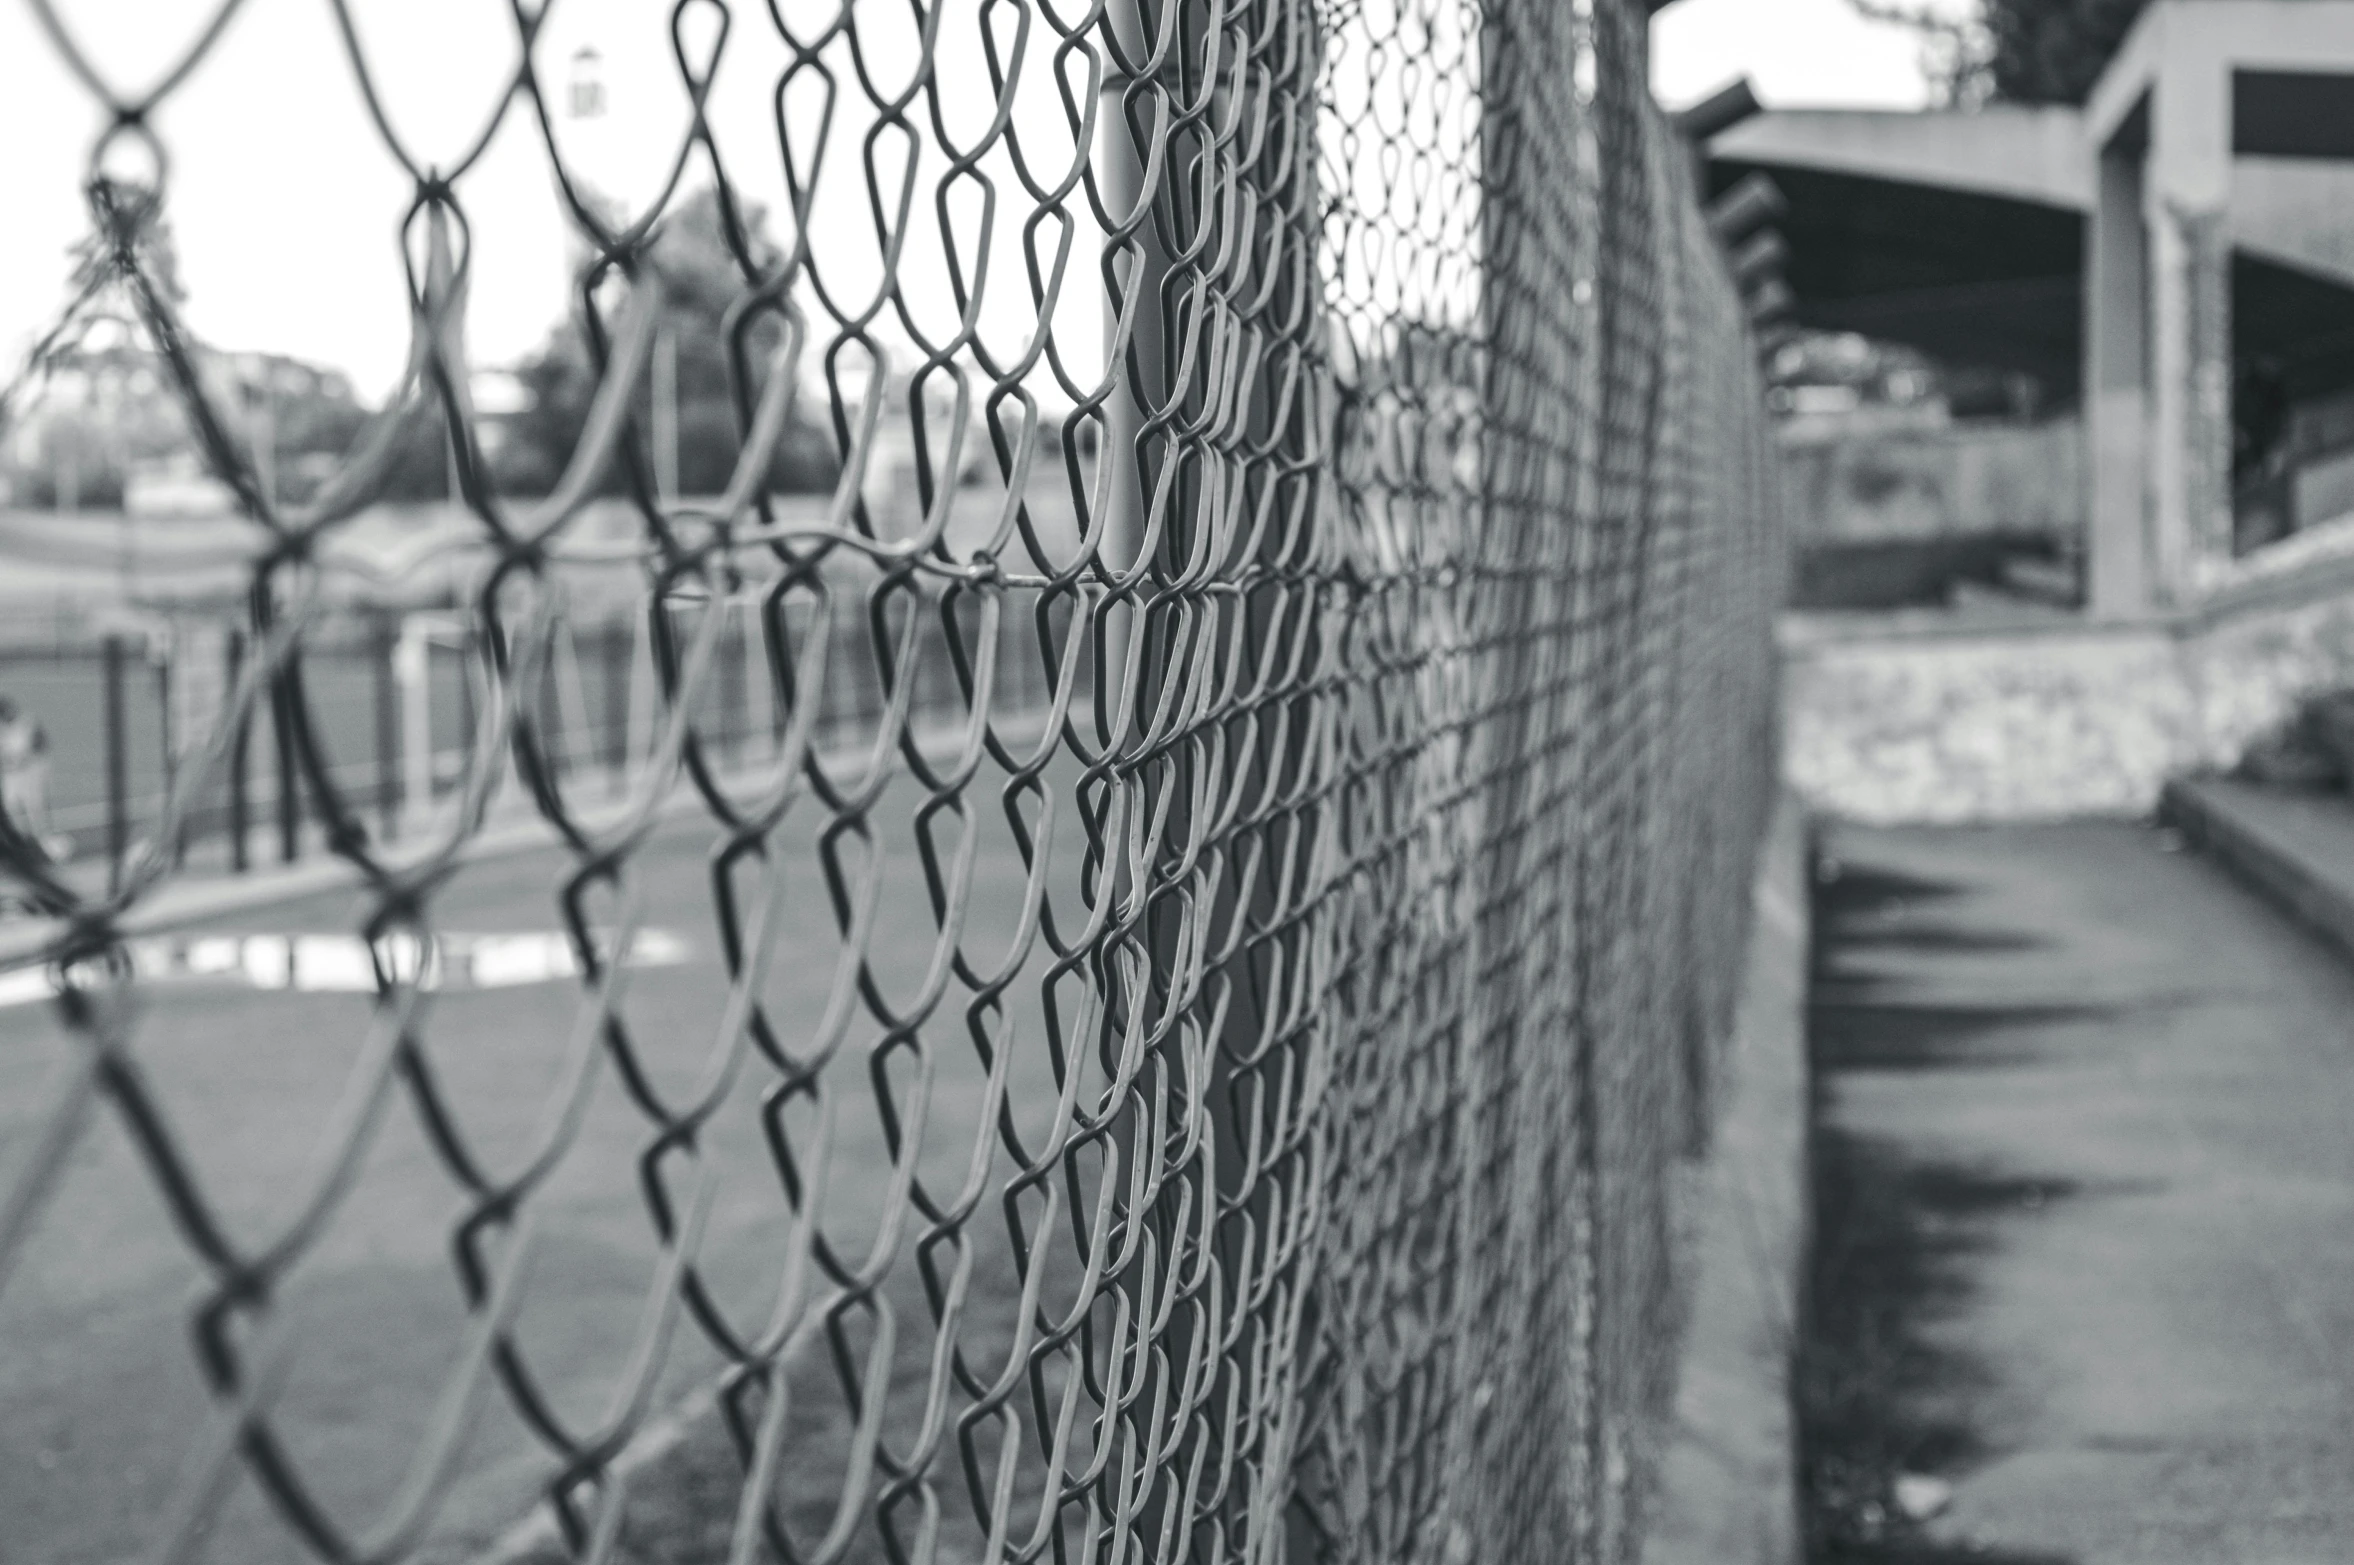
0 341 538 516
1702 15 2354 608
1752 1 2354 823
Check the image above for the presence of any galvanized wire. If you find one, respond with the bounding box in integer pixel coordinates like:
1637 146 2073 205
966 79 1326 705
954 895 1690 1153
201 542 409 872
0 0 1784 1562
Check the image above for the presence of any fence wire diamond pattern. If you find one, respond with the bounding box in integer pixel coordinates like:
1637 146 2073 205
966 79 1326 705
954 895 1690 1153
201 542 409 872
0 0 1784 1560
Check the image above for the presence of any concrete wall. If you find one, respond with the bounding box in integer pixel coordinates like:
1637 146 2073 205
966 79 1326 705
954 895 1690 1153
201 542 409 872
2189 569 2354 759
1781 418 2084 546
1785 527 2354 821
1785 614 2193 821
1640 794 1809 1565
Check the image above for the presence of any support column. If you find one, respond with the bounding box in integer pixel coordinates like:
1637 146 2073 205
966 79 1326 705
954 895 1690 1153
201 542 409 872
2145 44 2231 603
2087 119 2151 619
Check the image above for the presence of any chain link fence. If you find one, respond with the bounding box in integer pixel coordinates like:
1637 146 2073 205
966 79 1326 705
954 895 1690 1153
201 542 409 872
0 0 1784 1560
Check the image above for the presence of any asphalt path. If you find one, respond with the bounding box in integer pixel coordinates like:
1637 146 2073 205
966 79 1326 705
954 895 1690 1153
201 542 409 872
1809 821 2354 1562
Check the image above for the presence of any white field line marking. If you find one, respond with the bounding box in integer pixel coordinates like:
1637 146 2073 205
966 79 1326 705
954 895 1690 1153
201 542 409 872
0 929 691 1009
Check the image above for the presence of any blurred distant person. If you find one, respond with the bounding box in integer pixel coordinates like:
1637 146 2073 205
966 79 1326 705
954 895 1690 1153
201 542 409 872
0 697 61 860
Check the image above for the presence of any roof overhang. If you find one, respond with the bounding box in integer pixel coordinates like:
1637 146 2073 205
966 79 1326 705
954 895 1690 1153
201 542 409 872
1708 106 2089 210
1705 99 2354 398
1707 110 2089 388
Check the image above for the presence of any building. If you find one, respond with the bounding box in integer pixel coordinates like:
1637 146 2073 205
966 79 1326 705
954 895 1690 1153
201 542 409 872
1715 1 2354 818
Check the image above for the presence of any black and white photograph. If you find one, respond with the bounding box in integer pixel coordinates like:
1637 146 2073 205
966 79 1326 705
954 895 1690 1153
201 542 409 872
0 0 2348 1560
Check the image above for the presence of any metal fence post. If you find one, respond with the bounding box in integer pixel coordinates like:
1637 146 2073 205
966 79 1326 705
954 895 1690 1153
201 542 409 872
718 596 745 764
272 651 300 865
158 632 191 870
103 634 127 893
604 616 629 778
1095 11 1200 1555
227 627 250 873
765 598 786 750
375 615 399 838
540 635 566 785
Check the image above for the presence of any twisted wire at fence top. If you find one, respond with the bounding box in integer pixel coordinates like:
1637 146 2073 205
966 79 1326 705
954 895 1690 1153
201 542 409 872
0 0 1785 1560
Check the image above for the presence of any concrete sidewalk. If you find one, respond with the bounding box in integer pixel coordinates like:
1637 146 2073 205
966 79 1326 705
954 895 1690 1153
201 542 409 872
1806 820 2354 1564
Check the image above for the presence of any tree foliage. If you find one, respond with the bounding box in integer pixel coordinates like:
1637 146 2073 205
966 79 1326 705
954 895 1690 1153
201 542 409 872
2 187 841 512
1845 0 2149 108
1980 0 2149 105
490 187 838 501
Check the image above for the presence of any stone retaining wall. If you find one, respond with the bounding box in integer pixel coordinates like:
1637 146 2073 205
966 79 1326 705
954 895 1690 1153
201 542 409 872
1785 547 2354 821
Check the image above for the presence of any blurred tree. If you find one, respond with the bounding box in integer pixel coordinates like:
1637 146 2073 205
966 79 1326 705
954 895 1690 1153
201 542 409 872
1844 0 2151 108
7 188 841 511
493 187 839 500
1979 0 2149 104
2 342 378 513
2 201 387 513
1849 0 1996 106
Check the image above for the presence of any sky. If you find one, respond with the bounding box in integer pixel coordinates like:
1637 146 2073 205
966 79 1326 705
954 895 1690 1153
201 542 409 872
0 0 1947 405
1651 0 1945 112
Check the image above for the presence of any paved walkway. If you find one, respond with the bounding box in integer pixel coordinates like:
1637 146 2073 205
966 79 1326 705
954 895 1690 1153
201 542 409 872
1808 820 2354 1565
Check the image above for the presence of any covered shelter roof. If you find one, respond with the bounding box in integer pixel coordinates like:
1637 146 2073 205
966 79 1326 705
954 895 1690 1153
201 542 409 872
1703 103 2354 401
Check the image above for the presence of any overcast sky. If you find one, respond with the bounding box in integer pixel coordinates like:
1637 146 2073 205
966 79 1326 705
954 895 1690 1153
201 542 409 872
1652 0 1944 111
0 0 1944 403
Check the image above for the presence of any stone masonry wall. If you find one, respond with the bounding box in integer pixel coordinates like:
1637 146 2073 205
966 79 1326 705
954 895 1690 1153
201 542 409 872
1785 570 2354 822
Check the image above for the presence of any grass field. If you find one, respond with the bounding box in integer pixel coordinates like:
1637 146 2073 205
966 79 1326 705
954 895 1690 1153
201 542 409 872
0 756 1112 1564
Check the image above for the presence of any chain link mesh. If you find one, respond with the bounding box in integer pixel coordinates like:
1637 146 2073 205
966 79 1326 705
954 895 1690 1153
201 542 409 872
0 0 1784 1560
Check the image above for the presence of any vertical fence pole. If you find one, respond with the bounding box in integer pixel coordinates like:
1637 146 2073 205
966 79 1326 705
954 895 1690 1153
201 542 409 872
272 651 300 865
859 605 881 732
627 607 658 773
719 595 745 765
375 615 400 839
539 637 563 786
157 632 187 869
604 616 629 781
103 634 128 893
396 616 434 832
1093 14 1188 1553
228 628 250 874
764 597 785 751
653 324 680 501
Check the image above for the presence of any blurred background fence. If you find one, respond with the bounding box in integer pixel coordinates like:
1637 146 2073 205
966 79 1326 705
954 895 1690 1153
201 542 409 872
0 585 1067 883
0 0 1784 1562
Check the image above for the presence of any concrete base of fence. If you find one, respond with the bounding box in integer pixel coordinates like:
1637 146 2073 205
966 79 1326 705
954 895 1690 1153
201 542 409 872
1638 792 1811 1565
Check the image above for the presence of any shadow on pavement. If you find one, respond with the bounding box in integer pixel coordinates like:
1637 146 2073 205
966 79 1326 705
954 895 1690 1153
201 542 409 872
1809 861 1969 913
1799 1120 2083 1564
1801 851 2084 1565
1807 998 2115 1072
1809 856 2115 1073
1833 925 2049 955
